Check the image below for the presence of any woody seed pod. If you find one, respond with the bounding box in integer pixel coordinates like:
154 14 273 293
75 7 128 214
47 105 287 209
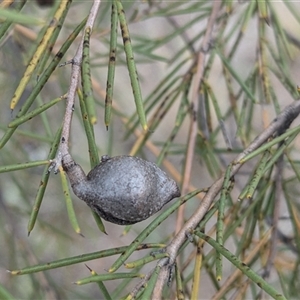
62 154 181 225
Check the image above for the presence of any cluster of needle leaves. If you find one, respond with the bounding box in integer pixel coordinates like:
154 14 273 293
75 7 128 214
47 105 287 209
0 1 300 299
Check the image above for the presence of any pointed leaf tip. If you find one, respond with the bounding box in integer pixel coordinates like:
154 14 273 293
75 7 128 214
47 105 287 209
90 117 97 125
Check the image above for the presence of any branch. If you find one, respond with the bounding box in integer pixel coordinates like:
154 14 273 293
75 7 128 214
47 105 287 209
50 0 101 172
175 0 222 233
152 100 300 297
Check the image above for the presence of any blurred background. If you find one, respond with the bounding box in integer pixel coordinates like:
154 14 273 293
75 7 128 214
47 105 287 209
0 1 300 299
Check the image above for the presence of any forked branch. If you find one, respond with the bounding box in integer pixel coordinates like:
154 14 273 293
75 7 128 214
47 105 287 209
49 0 101 173
152 100 300 298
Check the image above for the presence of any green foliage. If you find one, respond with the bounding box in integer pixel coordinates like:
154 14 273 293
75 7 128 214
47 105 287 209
1 1 300 299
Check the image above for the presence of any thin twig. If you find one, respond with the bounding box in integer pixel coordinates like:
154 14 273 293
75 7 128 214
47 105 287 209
175 0 222 234
152 100 300 298
211 229 271 300
50 0 101 172
262 153 284 280
127 268 155 299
